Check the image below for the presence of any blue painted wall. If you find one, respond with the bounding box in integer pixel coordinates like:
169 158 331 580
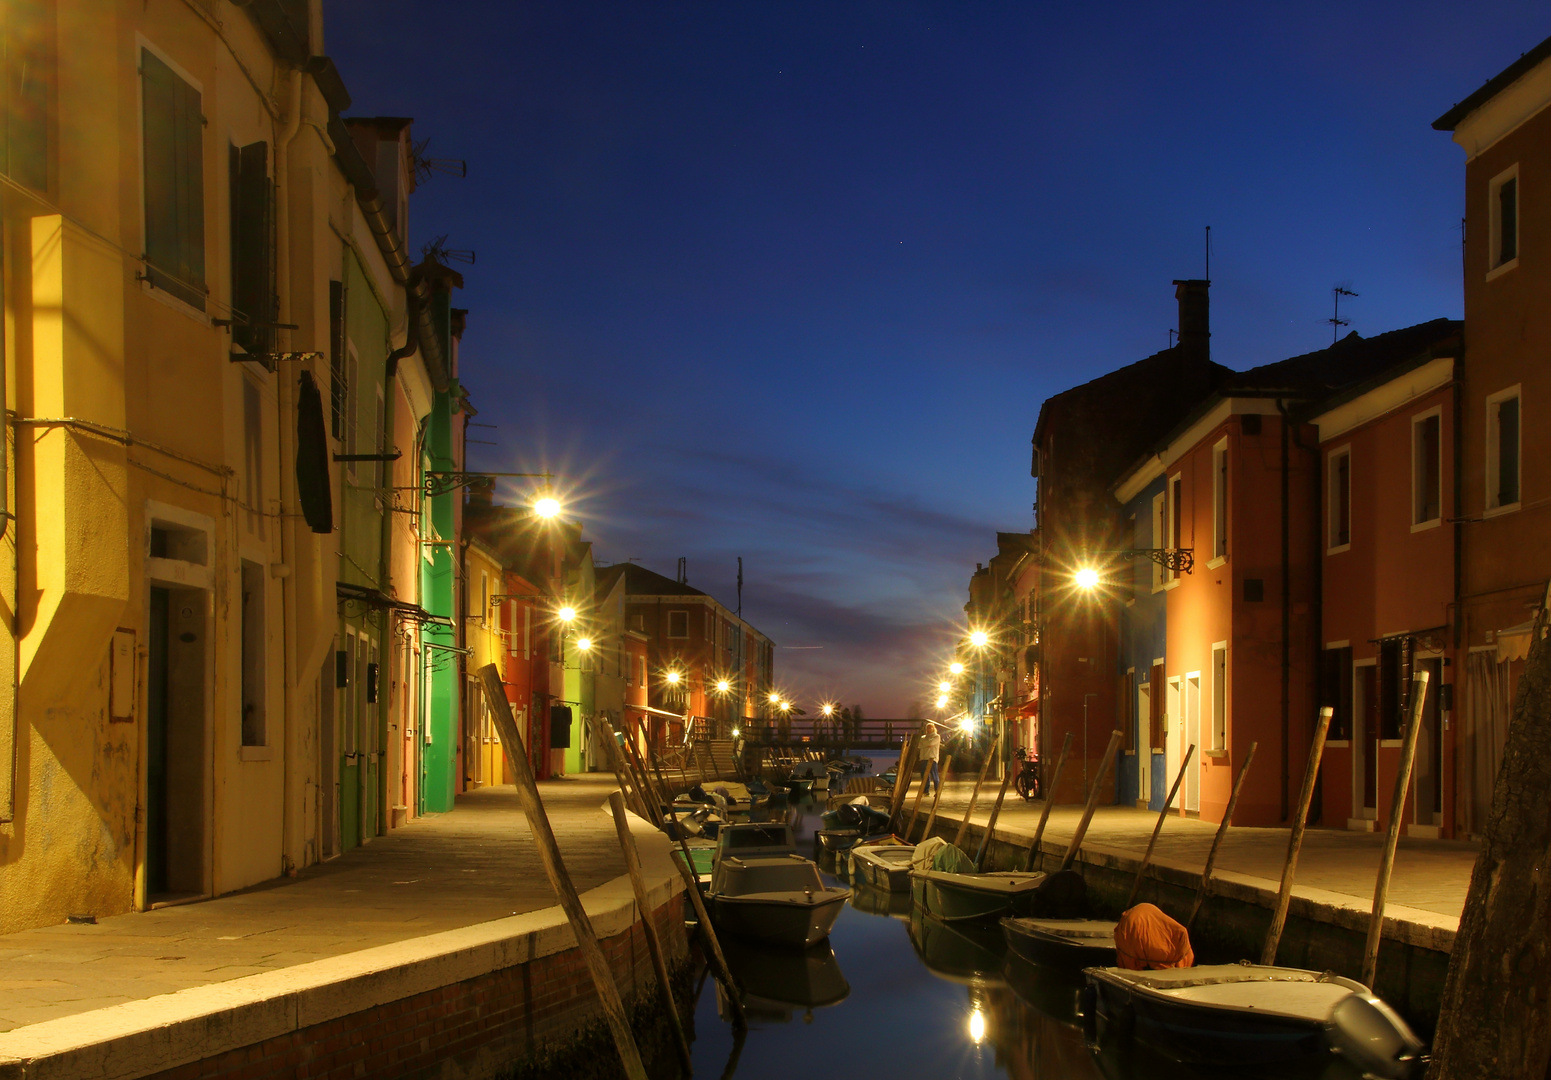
1117 475 1169 809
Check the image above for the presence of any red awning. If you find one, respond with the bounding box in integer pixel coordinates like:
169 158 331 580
1016 699 1039 718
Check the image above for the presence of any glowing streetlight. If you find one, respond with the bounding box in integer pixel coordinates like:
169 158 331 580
557 606 576 623
779 700 791 712
1074 566 1101 590
731 727 740 738
821 704 834 717
969 629 989 648
938 680 951 693
716 679 731 693
575 637 592 652
533 495 561 519
949 661 965 675
665 670 681 685
968 1008 986 1044
769 691 781 705
959 716 976 734
935 693 949 710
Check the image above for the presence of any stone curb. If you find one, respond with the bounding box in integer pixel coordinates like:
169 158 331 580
0 805 677 1080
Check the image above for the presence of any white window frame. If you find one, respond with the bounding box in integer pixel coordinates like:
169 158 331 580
1410 407 1443 532
1487 162 1520 280
1210 438 1228 567
1210 641 1227 751
1327 445 1352 554
667 609 690 639
1150 491 1166 593
1485 386 1522 517
1165 472 1183 589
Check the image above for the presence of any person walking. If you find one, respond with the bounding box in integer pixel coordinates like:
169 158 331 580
918 720 942 795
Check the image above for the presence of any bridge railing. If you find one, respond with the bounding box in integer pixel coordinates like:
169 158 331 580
741 718 920 747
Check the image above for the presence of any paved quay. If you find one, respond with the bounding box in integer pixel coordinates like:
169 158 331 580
0 776 634 1033
901 779 1478 920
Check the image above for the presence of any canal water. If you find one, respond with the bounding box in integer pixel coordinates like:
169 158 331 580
681 794 1374 1080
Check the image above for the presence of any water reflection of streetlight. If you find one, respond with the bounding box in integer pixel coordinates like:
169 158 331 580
968 1007 985 1044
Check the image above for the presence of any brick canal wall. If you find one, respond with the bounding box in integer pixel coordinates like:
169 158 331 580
0 818 690 1080
940 820 1455 1037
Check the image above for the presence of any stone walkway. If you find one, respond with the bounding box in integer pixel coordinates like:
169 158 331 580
0 777 630 1032
909 779 1478 919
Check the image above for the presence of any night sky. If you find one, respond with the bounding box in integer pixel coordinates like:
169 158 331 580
322 2 1545 717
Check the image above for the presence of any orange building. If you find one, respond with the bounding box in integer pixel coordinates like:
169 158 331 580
1434 34 1551 838
1310 341 1461 837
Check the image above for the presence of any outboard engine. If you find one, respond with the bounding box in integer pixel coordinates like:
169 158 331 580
1326 992 1425 1080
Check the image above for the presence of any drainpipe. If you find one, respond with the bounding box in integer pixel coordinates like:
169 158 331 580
275 68 305 874
1281 399 1322 824
1278 403 1291 822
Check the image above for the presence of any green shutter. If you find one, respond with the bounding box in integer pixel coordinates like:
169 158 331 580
230 140 272 358
141 48 205 309
3 0 47 190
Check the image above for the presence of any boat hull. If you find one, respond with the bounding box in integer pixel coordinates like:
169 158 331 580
710 890 849 948
816 829 861 852
1002 917 1118 969
911 870 1045 921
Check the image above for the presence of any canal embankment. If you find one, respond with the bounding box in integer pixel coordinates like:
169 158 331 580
0 779 689 1080
910 781 1474 1034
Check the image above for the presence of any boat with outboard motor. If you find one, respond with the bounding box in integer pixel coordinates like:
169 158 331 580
1082 962 1425 1079
849 838 915 892
908 836 1050 921
708 821 850 948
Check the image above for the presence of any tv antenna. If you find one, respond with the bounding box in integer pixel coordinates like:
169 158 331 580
410 137 467 185
422 235 476 266
1329 284 1358 344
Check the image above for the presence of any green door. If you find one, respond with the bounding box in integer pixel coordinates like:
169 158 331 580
146 587 170 895
340 630 361 850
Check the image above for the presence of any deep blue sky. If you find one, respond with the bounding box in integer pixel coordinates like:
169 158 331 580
323 2 1545 716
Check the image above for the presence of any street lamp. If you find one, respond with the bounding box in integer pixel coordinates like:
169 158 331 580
935 693 949 710
665 670 682 685
575 637 592 652
533 495 561 519
938 680 951 693
717 679 731 693
557 605 576 623
1074 566 1101 590
969 629 989 648
949 661 965 676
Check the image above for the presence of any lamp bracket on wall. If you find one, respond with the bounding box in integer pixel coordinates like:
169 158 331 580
1119 547 1195 575
423 470 554 499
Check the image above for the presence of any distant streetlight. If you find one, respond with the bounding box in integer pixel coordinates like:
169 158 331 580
716 679 731 693
665 670 682 685
938 680 951 693
533 495 561 519
821 704 834 717
969 629 989 648
1074 566 1101 590
949 661 965 676
768 691 781 705
575 637 592 652
558 606 576 623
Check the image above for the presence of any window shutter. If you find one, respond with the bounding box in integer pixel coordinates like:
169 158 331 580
3 0 48 190
230 140 273 359
329 281 346 438
141 49 205 309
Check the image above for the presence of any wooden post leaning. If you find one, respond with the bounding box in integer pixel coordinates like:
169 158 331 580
598 719 747 1035
1363 672 1430 989
953 732 1003 849
608 791 694 1078
1023 731 1074 871
887 734 919 831
1059 730 1124 873
475 666 649 1080
1125 743 1197 908
904 755 933 838
918 753 954 842
1186 741 1257 930
1261 706 1334 966
974 752 1018 870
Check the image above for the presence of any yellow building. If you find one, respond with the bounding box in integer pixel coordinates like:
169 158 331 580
0 0 434 932
462 535 510 789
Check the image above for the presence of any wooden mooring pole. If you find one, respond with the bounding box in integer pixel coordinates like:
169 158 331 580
1363 671 1429 989
953 732 1003 849
918 753 953 842
974 751 1017 870
1261 706 1333 966
1186 741 1257 929
1059 730 1123 873
1022 732 1073 871
887 734 919 832
1125 743 1196 908
608 791 694 1077
476 666 649 1080
904 756 932 838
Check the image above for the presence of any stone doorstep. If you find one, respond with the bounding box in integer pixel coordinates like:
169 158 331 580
976 825 1459 954
0 804 677 1080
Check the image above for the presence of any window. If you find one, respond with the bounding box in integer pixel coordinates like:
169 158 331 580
1211 643 1227 750
1489 165 1519 272
1 0 49 191
1328 448 1351 550
1212 440 1228 561
1378 639 1404 741
1486 388 1521 513
667 610 689 638
1411 412 1442 527
229 141 273 360
706 610 714 641
329 281 346 438
240 560 266 746
1168 474 1183 581
1320 646 1353 742
1148 661 1165 750
1150 492 1165 591
141 47 206 309
242 377 263 538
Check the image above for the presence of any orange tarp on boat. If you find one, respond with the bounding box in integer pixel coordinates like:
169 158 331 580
1115 902 1194 970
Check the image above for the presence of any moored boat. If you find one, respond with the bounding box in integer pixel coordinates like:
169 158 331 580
1002 916 1118 969
1082 963 1425 1079
816 828 861 852
708 822 851 948
908 837 1047 921
850 841 916 892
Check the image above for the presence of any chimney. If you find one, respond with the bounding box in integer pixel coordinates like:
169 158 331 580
1174 279 1210 363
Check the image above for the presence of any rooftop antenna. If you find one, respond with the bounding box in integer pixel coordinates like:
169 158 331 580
1329 284 1358 344
1205 224 1211 282
737 557 743 619
422 234 475 265
409 137 467 184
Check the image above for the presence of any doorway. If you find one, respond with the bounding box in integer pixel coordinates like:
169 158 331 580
1137 681 1152 803
1354 660 1378 821
1184 672 1201 812
1412 657 1443 829
145 586 208 901
1165 677 1182 809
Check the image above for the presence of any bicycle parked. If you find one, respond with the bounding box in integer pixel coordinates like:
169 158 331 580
1014 745 1041 801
